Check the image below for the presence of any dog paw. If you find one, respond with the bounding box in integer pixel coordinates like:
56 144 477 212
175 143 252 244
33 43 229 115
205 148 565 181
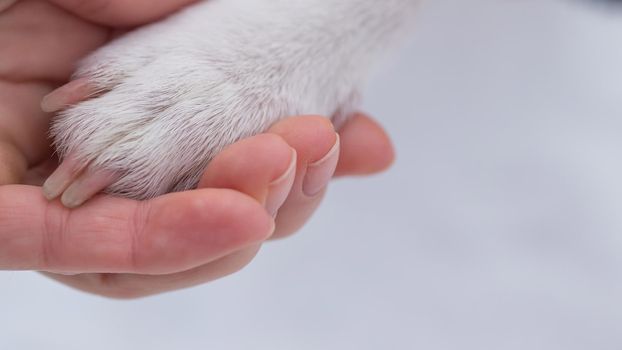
42 1 360 206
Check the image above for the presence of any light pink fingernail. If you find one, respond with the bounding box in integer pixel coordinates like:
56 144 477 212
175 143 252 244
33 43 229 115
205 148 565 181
265 148 297 216
303 134 340 197
41 78 92 113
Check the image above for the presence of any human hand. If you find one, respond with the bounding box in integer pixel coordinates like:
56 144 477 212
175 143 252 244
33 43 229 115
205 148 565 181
0 0 394 298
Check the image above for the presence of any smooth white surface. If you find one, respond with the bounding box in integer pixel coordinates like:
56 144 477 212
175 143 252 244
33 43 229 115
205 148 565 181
3 0 622 348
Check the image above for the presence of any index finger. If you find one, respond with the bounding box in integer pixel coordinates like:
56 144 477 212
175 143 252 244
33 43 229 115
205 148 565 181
0 185 273 274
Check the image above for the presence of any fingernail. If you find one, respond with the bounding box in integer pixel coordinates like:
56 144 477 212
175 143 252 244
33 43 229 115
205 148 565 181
41 78 91 113
0 0 17 13
303 134 340 197
265 148 297 216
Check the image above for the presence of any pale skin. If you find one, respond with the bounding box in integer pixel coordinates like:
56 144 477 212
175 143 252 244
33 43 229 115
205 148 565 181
0 0 395 298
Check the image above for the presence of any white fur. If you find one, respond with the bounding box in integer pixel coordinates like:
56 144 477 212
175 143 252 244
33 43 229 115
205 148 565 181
51 0 418 199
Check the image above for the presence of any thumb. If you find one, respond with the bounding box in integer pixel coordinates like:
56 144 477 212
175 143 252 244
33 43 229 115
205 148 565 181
0 139 26 185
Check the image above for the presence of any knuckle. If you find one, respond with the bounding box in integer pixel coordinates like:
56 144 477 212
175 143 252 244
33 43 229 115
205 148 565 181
41 203 71 270
128 200 151 272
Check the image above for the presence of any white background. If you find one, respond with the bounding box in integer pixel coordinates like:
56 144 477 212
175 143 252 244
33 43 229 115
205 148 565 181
3 0 622 348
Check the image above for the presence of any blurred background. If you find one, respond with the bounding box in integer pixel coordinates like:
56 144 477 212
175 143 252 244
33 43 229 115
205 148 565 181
3 0 622 348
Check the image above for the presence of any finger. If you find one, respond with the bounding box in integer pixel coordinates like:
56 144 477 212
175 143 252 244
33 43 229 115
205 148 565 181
41 134 297 297
334 112 395 177
0 185 274 274
268 113 395 239
43 135 296 297
0 81 54 169
0 1 109 81
47 0 199 27
0 138 27 184
198 133 297 217
267 116 340 239
44 245 262 299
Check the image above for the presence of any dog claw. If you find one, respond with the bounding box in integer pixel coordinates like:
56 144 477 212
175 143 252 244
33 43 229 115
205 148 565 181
43 154 118 208
60 168 118 208
41 78 95 113
42 155 85 200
